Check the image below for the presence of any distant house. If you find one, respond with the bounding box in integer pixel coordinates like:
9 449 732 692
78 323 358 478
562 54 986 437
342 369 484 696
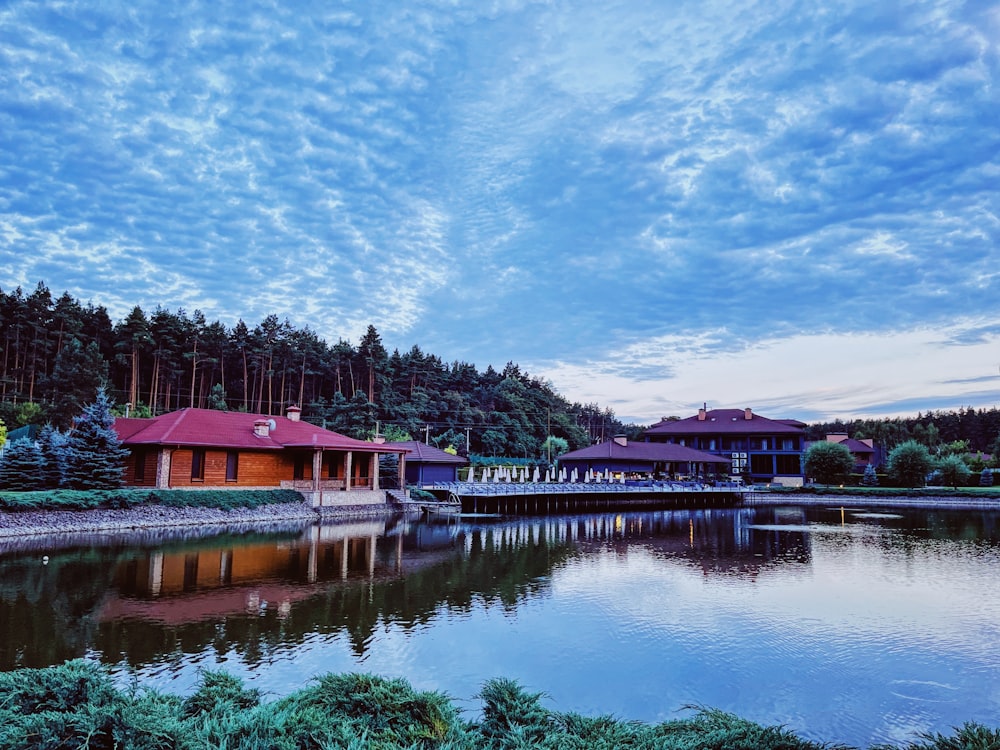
815 434 879 471
114 406 407 507
643 407 806 486
381 441 468 486
557 435 730 479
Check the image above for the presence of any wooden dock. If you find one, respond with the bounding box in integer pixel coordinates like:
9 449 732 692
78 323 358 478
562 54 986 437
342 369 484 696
427 480 755 515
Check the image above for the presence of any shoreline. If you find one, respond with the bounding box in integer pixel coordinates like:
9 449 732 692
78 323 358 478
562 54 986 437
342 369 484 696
0 501 417 543
2 492 999 547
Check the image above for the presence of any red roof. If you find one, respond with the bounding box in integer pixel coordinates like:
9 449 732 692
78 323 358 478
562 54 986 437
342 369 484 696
383 441 468 464
644 409 804 436
114 408 405 454
559 439 729 464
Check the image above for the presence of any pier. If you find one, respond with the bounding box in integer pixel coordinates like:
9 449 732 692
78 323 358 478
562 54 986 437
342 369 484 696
426 480 755 515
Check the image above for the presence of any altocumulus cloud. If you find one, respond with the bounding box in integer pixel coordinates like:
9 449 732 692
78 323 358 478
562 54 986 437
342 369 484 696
0 0 998 423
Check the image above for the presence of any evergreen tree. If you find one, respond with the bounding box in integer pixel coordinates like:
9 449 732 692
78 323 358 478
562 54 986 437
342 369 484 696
981 467 994 487
63 388 130 489
861 463 879 487
37 423 68 489
0 439 44 491
45 337 109 428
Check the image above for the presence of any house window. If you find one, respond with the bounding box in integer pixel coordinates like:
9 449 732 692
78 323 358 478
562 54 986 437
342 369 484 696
226 451 239 482
134 451 146 482
761 439 769 450
191 449 205 481
782 438 795 451
709 439 716 451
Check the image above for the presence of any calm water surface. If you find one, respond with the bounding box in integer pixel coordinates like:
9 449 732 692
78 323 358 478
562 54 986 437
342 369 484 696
2 503 999 748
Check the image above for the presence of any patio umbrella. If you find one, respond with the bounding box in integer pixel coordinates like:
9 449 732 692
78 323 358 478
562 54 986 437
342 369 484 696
481 467 490 483
532 466 540 482
570 468 578 483
583 469 591 483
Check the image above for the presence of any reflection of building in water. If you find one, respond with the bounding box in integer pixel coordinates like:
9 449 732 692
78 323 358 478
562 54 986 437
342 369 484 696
451 510 810 580
102 520 412 624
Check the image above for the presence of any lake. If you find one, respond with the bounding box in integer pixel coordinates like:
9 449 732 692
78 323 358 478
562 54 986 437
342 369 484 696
1 502 999 748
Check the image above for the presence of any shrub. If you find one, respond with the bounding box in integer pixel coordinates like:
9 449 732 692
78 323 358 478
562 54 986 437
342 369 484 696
981 467 995 487
887 440 935 488
937 454 971 489
803 441 855 485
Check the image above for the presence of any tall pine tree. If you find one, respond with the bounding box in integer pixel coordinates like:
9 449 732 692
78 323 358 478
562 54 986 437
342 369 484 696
63 388 130 489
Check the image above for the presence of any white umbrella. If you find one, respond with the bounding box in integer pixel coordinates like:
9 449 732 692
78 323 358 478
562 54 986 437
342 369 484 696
481 467 490 482
570 468 578 483
559 467 567 482
604 468 611 481
532 466 540 483
546 468 554 482
583 469 591 483
519 467 526 483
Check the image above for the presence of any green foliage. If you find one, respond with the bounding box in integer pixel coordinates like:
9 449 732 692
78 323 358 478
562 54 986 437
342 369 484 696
803 441 855 485
0 662 996 749
0 439 44 491
981 467 995 487
887 440 935 488
937 455 971 489
0 417 5 446
63 387 130 490
861 464 879 487
15 402 42 428
0 488 303 511
540 435 570 460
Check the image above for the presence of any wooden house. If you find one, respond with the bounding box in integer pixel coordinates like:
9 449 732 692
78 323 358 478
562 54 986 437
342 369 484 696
643 407 806 485
114 406 408 507
381 441 468 486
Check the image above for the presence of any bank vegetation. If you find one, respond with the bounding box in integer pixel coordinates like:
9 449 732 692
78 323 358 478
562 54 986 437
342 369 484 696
1 661 996 750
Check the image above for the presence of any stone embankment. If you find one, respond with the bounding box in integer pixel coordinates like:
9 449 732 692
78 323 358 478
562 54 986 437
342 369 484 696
750 491 1000 510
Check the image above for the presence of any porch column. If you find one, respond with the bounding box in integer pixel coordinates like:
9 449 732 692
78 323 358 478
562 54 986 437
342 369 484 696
372 453 380 490
312 449 323 505
345 451 353 490
398 454 406 491
155 448 172 488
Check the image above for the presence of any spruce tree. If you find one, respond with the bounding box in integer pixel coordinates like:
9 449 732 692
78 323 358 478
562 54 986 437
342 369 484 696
63 388 130 490
980 466 994 487
37 424 68 489
861 464 879 487
0 439 45 491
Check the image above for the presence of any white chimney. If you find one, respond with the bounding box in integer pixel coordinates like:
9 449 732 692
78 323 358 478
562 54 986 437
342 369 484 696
698 408 706 421
253 418 270 437
286 405 302 422
613 435 627 447
744 408 753 420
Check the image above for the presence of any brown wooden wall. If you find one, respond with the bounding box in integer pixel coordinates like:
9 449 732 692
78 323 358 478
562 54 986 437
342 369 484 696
121 446 380 488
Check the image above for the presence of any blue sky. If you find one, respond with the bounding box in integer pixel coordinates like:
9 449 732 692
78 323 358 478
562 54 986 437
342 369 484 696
2 0 998 425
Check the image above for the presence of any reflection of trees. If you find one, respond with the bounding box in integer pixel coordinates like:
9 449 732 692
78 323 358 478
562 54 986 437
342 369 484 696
7 506 997 675
89 522 580 667
0 547 125 669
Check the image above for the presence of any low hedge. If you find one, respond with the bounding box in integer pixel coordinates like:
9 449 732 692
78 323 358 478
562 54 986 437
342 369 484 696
0 661 995 750
0 488 305 512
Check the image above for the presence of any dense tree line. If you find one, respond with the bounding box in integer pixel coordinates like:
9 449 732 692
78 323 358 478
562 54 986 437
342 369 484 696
806 409 1000 457
0 283 633 456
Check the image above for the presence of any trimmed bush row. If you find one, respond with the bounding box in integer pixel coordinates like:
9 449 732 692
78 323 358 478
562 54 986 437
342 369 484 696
0 488 305 512
0 661 996 750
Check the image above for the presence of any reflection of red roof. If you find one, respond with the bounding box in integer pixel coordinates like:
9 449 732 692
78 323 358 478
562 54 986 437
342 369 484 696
645 409 804 436
384 441 468 464
559 440 729 464
114 408 405 454
97 584 314 625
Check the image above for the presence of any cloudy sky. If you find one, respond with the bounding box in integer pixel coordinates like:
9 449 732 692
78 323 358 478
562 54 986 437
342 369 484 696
2 0 998 425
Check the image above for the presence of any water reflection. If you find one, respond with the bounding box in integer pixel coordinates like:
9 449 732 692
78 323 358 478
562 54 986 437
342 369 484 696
2 504 999 747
